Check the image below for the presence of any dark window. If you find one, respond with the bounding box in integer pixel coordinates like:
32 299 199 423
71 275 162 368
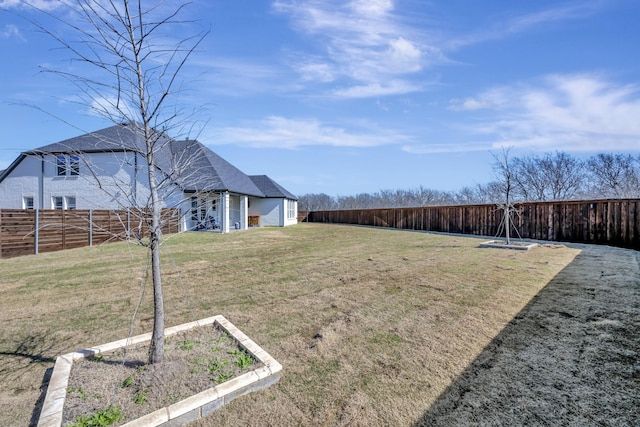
66 196 76 210
53 196 64 210
69 155 80 176
56 155 66 176
23 196 34 210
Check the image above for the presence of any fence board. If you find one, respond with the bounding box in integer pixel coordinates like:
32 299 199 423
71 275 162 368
307 199 640 250
0 208 180 259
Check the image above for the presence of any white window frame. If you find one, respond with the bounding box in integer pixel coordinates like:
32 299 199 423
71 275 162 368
65 196 77 210
69 155 80 176
287 199 296 219
55 154 80 177
56 155 67 176
52 196 64 210
23 196 34 210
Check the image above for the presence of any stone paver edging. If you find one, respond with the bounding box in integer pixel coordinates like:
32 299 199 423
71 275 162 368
479 240 538 250
37 315 282 427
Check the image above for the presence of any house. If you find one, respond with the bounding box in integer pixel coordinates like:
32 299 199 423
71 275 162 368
0 122 298 233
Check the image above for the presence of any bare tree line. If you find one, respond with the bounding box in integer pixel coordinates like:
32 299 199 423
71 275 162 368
299 151 640 211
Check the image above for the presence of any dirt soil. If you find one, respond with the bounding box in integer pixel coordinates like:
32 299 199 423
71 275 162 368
414 243 640 426
63 324 261 426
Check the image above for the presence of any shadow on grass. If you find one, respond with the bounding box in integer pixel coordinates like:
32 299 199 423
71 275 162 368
0 333 57 387
0 333 57 427
414 247 640 426
30 367 53 427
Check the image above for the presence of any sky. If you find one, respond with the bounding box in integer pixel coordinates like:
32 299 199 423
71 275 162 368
1 0 639 198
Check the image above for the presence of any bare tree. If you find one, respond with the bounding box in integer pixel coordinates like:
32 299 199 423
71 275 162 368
414 186 454 206
29 0 208 364
545 152 585 200
512 151 585 201
492 147 517 244
298 193 338 212
586 153 640 198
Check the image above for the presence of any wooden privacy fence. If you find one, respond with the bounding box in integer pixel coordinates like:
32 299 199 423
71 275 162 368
0 208 180 259
306 199 640 250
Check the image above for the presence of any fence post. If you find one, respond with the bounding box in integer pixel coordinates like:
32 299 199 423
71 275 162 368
89 209 93 247
35 209 39 255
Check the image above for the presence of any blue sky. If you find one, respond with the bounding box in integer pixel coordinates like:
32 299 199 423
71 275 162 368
1 0 639 197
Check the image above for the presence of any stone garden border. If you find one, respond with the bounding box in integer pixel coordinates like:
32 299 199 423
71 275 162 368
479 240 539 251
37 315 282 427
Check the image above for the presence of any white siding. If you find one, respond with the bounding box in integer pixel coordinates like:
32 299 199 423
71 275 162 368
248 198 281 226
1 150 297 232
0 155 41 208
0 151 155 210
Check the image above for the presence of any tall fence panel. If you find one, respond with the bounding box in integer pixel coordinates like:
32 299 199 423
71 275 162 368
0 208 180 259
306 199 640 250
0 209 37 258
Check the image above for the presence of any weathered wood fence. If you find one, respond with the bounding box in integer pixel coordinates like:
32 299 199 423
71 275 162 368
0 209 180 259
306 199 640 250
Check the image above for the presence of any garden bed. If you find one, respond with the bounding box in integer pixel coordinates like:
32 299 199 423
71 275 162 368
37 315 281 427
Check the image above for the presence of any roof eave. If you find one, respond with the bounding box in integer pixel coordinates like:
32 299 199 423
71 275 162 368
0 154 27 184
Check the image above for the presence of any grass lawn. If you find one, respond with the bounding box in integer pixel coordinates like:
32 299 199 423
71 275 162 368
0 223 581 426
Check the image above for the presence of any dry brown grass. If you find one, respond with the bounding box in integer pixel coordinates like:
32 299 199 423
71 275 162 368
0 223 581 426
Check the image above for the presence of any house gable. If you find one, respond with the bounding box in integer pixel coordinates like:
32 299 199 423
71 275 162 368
249 175 297 200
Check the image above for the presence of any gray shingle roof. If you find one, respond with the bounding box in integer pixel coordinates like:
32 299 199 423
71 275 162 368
170 139 264 196
27 122 150 154
250 175 298 200
9 122 291 198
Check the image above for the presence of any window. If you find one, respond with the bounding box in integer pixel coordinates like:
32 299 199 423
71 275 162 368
53 196 64 210
191 197 199 222
65 196 77 210
287 199 296 219
69 155 80 176
23 196 34 210
56 154 80 176
56 155 66 176
52 196 76 210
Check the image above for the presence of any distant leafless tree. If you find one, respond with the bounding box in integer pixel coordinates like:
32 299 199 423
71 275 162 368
492 147 518 244
586 153 640 198
512 151 585 201
453 182 503 205
301 151 640 213
298 193 338 211
29 0 208 364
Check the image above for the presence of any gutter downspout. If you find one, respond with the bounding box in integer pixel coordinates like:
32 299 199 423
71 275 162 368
133 152 138 207
40 155 45 209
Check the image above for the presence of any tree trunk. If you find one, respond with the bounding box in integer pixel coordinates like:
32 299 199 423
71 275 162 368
145 120 165 364
148 229 165 364
505 205 511 245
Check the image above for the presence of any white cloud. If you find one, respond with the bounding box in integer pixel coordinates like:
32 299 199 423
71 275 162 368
193 57 285 96
1 24 24 40
295 61 335 83
332 80 421 98
0 0 69 11
208 115 410 149
402 142 490 154
273 0 439 98
350 0 393 17
504 2 602 34
386 37 422 73
446 2 605 50
455 74 640 152
88 96 137 122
